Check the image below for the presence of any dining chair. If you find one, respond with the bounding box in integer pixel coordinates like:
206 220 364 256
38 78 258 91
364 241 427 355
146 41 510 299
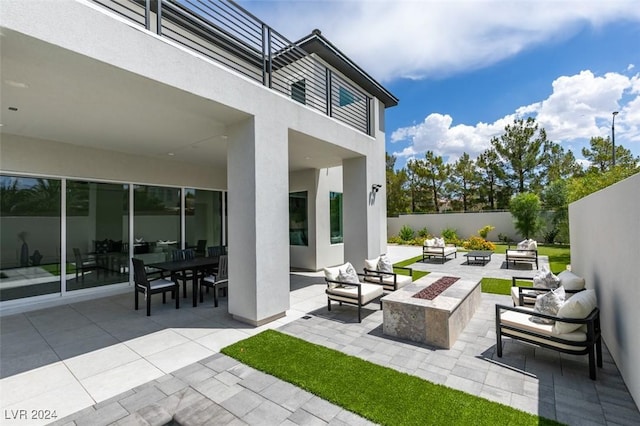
200 254 228 307
73 248 99 282
132 258 179 316
170 248 196 298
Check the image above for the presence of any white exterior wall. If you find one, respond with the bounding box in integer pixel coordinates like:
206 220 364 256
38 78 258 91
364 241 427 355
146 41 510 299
1 0 388 324
569 173 640 409
289 167 344 271
0 134 227 189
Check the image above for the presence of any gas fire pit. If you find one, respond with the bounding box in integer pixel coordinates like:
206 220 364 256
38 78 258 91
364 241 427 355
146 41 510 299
382 273 481 349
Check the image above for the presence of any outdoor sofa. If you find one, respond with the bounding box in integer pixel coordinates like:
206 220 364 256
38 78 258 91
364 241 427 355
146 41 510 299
363 254 413 292
505 239 538 269
422 237 457 263
324 262 383 322
496 288 602 380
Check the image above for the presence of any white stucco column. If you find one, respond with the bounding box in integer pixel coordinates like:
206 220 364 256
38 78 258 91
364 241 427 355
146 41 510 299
343 155 385 269
226 117 290 326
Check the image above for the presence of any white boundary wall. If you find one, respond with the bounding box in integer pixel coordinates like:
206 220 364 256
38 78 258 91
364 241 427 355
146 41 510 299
569 173 640 409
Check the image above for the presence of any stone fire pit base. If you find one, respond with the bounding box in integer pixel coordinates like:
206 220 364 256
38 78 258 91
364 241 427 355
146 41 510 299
381 273 481 349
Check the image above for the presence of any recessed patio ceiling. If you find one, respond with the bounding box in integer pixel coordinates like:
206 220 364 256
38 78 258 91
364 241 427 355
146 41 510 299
0 29 358 173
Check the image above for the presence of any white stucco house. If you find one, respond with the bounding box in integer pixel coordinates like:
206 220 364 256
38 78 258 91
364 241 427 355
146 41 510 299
0 0 398 324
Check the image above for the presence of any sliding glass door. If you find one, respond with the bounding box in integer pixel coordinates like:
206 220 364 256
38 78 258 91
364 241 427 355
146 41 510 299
66 181 129 291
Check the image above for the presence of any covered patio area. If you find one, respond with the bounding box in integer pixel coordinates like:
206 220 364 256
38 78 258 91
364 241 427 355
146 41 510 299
1 247 638 425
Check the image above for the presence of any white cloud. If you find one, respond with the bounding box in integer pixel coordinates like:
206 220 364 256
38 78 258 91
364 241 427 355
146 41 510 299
239 0 640 82
391 70 640 163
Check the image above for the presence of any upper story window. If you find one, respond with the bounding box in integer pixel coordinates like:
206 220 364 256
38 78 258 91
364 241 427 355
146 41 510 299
291 79 306 105
339 86 356 106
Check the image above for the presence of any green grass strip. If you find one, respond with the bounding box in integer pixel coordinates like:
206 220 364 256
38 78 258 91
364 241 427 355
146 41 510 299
222 330 561 426
393 255 429 281
481 277 531 295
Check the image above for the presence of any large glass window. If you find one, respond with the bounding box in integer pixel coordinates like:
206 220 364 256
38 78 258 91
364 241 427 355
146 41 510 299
330 192 343 244
289 191 308 246
0 176 61 301
185 189 223 255
133 185 181 263
66 181 129 291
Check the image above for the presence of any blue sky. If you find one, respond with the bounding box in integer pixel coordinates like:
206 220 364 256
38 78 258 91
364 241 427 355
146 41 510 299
238 0 640 169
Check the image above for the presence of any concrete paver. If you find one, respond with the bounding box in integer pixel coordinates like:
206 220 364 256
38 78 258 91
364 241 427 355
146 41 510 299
0 245 638 425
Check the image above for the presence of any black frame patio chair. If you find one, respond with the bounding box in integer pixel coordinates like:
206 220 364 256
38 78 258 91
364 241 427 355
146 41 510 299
132 258 179 316
200 254 228 307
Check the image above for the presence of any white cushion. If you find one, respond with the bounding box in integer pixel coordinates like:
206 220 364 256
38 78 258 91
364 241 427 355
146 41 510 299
327 282 383 304
149 278 176 290
558 270 585 291
377 254 393 273
507 250 535 258
323 265 342 282
528 240 538 251
364 257 379 271
435 237 445 247
425 238 435 247
517 239 529 249
553 289 598 334
383 273 412 289
531 287 565 324
511 287 538 306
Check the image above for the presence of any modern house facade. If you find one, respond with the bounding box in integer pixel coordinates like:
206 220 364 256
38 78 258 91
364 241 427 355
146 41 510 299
0 0 398 324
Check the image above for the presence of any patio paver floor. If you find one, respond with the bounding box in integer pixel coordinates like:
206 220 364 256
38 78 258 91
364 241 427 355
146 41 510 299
0 246 638 425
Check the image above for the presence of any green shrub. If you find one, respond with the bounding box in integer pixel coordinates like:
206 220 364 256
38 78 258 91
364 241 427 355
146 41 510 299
388 235 403 244
417 227 429 238
463 236 496 251
399 225 415 241
441 227 459 245
478 225 495 239
498 233 510 243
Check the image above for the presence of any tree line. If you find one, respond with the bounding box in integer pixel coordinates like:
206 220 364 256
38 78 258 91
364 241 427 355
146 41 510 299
387 117 639 216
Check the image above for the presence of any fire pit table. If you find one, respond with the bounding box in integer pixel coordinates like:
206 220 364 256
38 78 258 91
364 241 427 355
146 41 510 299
381 273 481 349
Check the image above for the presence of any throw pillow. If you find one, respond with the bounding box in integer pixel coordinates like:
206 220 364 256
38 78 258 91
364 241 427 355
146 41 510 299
530 287 565 324
557 270 586 291
533 267 560 289
435 237 445 247
516 239 529 250
527 240 538 251
552 289 598 334
377 254 393 273
337 262 360 285
364 257 379 271
425 238 435 247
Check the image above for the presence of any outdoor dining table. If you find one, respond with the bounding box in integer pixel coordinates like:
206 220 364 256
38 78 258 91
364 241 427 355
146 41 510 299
147 257 219 308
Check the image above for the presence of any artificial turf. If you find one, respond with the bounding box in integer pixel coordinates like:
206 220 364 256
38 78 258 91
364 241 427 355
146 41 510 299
222 330 562 426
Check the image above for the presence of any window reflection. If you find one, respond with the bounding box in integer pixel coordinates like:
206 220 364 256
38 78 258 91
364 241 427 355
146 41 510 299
330 192 343 244
133 185 180 264
0 176 61 301
185 189 223 256
66 181 129 291
289 191 308 246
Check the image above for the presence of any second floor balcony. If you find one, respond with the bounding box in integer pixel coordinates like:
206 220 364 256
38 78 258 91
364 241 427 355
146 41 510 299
91 0 398 136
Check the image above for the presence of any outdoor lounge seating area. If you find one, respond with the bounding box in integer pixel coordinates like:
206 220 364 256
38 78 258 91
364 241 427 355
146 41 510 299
2 251 638 426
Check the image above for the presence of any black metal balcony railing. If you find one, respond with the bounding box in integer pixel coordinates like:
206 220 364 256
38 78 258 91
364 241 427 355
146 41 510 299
91 0 372 135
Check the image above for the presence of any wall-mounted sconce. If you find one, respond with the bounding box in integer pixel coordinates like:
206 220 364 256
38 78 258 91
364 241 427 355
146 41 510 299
372 184 382 193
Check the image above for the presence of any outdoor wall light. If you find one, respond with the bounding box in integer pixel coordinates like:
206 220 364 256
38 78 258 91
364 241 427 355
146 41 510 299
372 184 382 193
